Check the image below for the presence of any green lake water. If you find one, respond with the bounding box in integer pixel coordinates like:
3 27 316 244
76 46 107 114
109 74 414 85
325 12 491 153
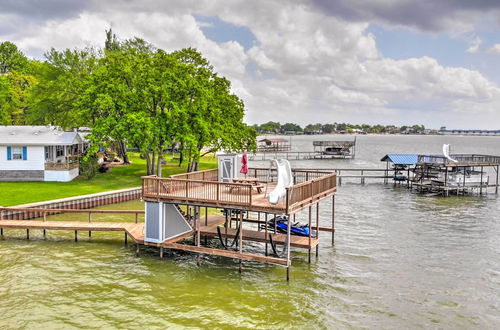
1 135 499 329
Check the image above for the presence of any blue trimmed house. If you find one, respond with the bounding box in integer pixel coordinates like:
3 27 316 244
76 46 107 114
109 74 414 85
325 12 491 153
0 125 84 182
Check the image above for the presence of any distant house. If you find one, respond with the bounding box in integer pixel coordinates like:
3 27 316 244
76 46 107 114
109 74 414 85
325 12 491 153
0 125 84 182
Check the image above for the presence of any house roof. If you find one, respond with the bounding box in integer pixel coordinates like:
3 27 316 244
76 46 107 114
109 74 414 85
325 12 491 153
380 154 419 165
0 126 83 146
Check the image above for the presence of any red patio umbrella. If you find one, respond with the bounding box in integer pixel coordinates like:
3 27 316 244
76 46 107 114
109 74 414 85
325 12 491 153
240 152 248 177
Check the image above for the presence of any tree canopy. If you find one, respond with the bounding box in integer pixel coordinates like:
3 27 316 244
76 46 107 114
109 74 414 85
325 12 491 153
0 34 256 174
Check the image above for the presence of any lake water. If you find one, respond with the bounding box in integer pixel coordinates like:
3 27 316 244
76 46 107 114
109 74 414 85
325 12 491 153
1 135 499 329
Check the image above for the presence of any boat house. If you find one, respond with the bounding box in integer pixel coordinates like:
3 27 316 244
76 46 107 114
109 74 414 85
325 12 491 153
312 139 356 158
0 125 84 182
257 138 292 152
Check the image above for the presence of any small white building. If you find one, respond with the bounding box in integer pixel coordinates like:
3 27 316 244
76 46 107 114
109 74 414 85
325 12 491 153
0 125 84 182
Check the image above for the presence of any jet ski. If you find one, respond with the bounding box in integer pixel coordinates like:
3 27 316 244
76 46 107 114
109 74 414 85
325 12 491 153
260 215 315 237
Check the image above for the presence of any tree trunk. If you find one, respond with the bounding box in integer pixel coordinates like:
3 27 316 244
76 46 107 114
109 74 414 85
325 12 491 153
151 152 156 176
178 151 183 167
119 140 130 163
157 154 162 177
145 153 153 175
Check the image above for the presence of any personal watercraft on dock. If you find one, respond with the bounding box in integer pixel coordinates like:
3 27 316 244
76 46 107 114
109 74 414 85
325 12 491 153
259 215 316 237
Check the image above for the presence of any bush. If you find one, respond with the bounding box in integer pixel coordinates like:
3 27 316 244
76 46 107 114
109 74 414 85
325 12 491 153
79 154 100 180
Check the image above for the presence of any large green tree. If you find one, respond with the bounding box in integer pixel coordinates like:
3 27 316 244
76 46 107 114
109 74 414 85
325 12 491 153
0 41 28 74
28 48 99 127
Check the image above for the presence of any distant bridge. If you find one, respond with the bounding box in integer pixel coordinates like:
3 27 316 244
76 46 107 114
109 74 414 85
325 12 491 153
440 129 500 135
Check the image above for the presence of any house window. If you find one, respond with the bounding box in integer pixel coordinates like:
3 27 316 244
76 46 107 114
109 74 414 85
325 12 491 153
56 146 65 157
12 147 23 160
45 146 54 161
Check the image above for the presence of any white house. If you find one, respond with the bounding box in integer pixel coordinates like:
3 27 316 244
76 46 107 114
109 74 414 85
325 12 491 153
0 125 84 182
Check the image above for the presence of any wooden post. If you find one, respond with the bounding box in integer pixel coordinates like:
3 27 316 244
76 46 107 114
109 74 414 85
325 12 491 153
315 203 319 258
224 210 228 246
27 229 29 240
204 207 208 245
496 165 499 194
136 244 140 257
239 210 243 273
196 207 201 265
286 212 292 282
88 212 92 237
74 230 78 242
160 247 164 259
444 166 448 197
124 232 128 245
308 206 312 263
135 213 139 224
331 195 335 245
480 166 484 195
264 213 268 256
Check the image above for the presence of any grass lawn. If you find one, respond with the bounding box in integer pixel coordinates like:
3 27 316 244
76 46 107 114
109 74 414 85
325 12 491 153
0 153 217 207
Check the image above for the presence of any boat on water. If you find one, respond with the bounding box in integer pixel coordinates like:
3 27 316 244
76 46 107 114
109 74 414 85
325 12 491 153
431 167 489 187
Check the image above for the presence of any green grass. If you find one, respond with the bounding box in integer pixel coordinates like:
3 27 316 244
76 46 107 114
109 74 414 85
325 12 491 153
0 153 217 206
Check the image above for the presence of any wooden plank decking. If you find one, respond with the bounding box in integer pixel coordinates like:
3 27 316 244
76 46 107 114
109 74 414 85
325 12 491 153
199 225 320 249
0 220 145 244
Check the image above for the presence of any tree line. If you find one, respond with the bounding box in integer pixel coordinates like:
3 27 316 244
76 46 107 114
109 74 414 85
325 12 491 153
253 122 426 134
0 31 256 175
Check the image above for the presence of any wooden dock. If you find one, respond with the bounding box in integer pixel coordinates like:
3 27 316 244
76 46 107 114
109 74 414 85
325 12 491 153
0 219 145 243
0 166 338 280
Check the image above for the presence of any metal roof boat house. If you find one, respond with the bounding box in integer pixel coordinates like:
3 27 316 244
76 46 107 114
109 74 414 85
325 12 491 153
381 152 500 196
312 139 356 159
0 125 84 182
257 138 292 152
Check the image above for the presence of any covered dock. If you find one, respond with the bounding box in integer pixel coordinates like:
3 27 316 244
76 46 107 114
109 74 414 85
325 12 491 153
257 138 292 152
312 139 356 159
413 154 500 196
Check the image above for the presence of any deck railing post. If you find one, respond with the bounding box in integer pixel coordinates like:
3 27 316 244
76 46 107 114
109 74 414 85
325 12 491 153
308 205 312 263
331 195 335 245
315 202 319 258
239 210 243 273
286 211 292 281
496 165 499 194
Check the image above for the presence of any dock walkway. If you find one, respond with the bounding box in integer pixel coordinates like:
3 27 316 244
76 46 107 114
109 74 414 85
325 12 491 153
0 219 145 243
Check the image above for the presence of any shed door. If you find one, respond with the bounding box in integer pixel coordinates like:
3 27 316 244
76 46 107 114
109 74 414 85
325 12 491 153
221 159 233 182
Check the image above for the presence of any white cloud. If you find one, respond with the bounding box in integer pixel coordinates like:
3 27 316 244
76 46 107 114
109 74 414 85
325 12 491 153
487 43 500 54
1 0 499 128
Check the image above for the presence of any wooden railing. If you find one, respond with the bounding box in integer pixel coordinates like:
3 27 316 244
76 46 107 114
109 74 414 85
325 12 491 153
142 176 253 207
170 168 218 181
45 162 79 170
142 169 337 212
247 167 333 184
0 207 144 223
45 155 80 171
286 173 337 211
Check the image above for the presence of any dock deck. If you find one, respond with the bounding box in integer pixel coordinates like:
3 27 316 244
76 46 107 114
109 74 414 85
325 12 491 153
0 219 145 243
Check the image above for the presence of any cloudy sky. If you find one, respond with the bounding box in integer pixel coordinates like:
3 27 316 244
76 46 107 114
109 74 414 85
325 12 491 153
2 0 500 129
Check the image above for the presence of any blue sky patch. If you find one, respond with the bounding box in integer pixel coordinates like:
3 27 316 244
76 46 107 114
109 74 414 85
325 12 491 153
195 15 257 51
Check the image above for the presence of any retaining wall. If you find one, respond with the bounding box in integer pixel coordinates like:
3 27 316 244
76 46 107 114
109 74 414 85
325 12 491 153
0 187 142 220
